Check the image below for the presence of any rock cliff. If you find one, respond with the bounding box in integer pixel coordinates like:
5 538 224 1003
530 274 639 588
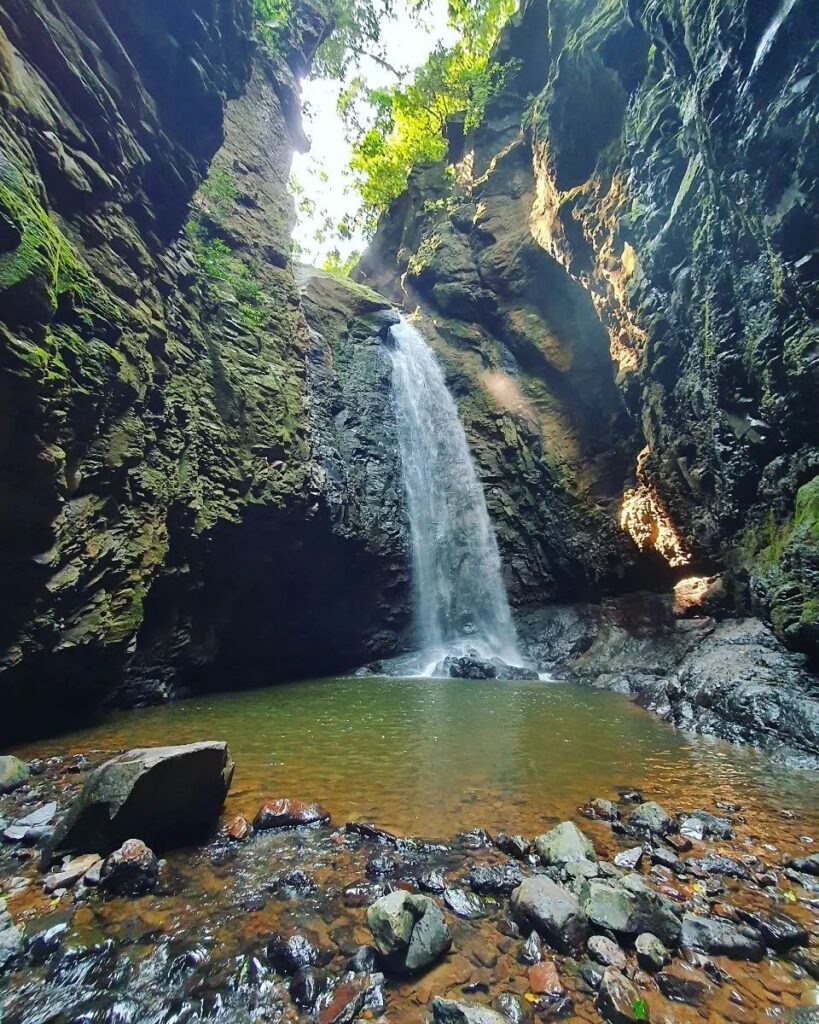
356 0 818 662
0 0 409 738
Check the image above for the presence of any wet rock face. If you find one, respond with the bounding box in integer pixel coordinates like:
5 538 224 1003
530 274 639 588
0 0 409 739
357 0 819 660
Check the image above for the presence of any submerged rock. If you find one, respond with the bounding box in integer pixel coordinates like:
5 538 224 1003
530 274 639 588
366 891 451 975
48 743 234 858
443 887 485 919
254 798 330 830
432 997 508 1024
99 839 159 897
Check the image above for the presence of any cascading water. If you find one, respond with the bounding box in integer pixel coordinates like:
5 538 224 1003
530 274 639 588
388 315 523 674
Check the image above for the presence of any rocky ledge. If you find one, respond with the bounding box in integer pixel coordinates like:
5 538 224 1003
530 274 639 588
518 591 819 770
0 743 817 1022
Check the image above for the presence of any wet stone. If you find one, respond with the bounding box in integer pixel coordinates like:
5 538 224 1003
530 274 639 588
735 907 809 950
254 798 330 830
517 930 543 965
786 852 819 876
346 944 380 974
596 966 649 1023
679 913 764 960
226 814 251 841
366 852 399 878
468 861 524 896
494 833 529 859
790 946 819 980
534 821 596 866
613 847 643 871
99 839 159 897
492 992 526 1023
579 876 681 948
634 932 670 972
420 868 447 893
266 933 320 974
366 890 451 975
510 876 589 954
25 921 68 964
290 967 332 1010
432 996 508 1023
270 868 316 898
587 935 627 971
686 853 750 879
627 802 675 836
315 972 386 1024
580 797 620 821
656 971 711 1005
43 853 102 894
528 959 564 998
444 887 486 919
458 829 493 850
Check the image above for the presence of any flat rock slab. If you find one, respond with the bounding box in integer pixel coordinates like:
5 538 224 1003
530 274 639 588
48 742 234 858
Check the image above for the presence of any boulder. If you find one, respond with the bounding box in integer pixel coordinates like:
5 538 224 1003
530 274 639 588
581 798 619 821
254 798 330 830
596 967 650 1023
0 756 30 794
510 876 589 953
579 876 681 947
99 839 159 897
432 997 508 1024
366 891 451 975
48 743 234 858
534 821 596 866
442 655 497 679
680 913 764 960
627 802 675 836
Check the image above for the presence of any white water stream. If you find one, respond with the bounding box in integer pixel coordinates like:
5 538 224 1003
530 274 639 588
388 315 523 675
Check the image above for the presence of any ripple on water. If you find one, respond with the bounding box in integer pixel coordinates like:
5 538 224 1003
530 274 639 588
16 676 819 839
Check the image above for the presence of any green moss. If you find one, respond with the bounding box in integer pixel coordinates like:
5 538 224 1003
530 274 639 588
794 475 819 538
0 155 62 313
185 219 268 330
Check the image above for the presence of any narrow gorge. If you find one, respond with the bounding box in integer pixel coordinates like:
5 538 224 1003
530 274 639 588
0 0 818 1022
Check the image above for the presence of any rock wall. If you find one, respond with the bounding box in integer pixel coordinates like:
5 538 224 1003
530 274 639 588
0 0 409 739
356 0 819 660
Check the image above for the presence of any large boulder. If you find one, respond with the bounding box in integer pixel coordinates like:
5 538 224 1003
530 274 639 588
47 742 234 859
366 891 451 975
510 876 589 953
534 821 596 866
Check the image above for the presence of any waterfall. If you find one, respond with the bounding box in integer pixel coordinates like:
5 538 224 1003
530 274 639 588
745 0 799 86
388 315 521 673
